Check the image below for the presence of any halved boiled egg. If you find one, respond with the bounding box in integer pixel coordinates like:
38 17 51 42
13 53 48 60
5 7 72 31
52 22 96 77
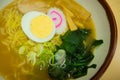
21 11 56 43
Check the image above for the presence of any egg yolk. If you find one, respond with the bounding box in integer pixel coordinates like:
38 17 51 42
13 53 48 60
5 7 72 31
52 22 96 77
30 15 54 38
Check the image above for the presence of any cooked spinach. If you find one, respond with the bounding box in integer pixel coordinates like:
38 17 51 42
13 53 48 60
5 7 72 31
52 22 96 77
48 65 66 80
60 29 90 54
48 29 103 80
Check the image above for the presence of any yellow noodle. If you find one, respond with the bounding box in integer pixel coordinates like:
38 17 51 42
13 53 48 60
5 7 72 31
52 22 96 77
0 1 28 51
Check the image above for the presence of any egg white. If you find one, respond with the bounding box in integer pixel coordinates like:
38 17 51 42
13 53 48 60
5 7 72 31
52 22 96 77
21 11 56 43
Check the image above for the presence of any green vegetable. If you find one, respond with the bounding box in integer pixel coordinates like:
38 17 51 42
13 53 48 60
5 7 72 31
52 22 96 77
48 65 66 80
60 29 90 53
92 40 104 47
26 51 37 66
18 46 26 55
48 29 103 80
55 49 66 62
18 40 56 70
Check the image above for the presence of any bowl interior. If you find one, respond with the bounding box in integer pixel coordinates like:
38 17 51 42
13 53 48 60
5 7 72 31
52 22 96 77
75 0 111 79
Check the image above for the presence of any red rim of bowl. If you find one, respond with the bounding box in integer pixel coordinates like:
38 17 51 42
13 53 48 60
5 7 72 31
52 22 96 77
91 0 118 80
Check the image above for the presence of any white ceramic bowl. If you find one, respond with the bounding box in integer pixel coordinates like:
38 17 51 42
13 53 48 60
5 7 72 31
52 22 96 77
0 0 117 80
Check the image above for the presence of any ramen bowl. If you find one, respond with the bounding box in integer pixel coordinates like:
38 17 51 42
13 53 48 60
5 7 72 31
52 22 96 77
0 0 117 80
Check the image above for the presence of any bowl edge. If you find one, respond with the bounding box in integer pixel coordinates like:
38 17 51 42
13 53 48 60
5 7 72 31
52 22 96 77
91 0 118 80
